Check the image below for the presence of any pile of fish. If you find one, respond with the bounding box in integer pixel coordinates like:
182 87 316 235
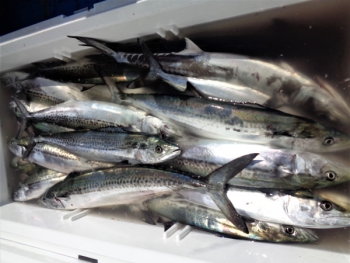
2 36 350 244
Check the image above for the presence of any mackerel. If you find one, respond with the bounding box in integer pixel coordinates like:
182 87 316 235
31 131 181 164
39 154 259 233
163 139 350 189
71 36 350 134
13 168 67 201
145 194 318 243
9 138 114 173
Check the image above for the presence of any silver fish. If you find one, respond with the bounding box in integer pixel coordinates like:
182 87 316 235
13 168 67 201
32 131 181 164
181 188 350 229
145 194 318 243
13 98 182 138
116 93 350 153
39 154 259 233
9 138 114 173
72 36 350 134
164 139 350 189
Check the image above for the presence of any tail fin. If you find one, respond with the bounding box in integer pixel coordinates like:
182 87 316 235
68 36 118 57
138 39 187 92
22 136 36 160
206 153 259 234
93 65 122 104
12 97 32 139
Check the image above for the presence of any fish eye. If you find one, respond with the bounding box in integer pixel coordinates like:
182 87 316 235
320 201 333 211
325 171 337 181
323 137 334 146
155 145 163 154
284 226 295 235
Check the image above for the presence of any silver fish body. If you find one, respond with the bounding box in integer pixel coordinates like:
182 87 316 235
39 167 208 210
34 131 181 164
145 194 318 243
120 94 350 153
13 169 67 201
73 37 350 133
164 139 350 189
9 138 114 173
182 188 350 229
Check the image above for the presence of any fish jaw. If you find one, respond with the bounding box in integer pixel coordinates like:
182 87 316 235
13 185 28 201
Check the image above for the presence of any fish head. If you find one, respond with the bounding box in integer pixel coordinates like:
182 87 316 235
250 221 318 243
135 137 181 164
287 195 350 228
141 116 182 139
8 139 27 157
295 153 350 188
38 189 66 209
13 183 29 202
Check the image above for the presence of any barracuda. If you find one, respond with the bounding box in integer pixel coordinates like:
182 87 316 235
30 131 181 164
163 139 350 189
70 36 350 134
13 168 67 201
9 138 114 173
181 188 350 229
13 98 182 139
39 154 259 233
145 194 318 243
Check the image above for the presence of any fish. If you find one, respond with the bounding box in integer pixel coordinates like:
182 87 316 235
10 156 41 175
145 194 318 243
312 187 350 212
3 73 92 104
32 55 142 84
70 36 350 134
111 91 350 153
180 188 350 229
163 139 350 189
13 98 182 139
39 153 259 233
30 131 181 164
9 138 115 173
13 168 67 201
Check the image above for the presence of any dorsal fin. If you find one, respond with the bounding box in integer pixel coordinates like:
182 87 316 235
177 38 203 55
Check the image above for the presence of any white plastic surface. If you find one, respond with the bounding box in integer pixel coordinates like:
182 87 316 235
1 0 350 262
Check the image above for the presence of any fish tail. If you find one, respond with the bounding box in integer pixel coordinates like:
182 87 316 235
68 36 118 57
22 135 36 160
138 39 187 92
206 153 259 234
12 97 31 139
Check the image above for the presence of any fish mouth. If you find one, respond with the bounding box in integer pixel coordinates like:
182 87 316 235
301 229 319 243
161 149 181 162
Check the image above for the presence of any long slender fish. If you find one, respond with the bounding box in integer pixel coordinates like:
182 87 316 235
13 98 182 138
163 139 350 189
180 188 350 229
13 168 67 201
145 194 318 243
31 131 181 164
113 92 350 153
39 154 259 233
9 138 114 173
71 36 350 134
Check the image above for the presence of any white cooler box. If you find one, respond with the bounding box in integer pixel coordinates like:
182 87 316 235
0 0 349 262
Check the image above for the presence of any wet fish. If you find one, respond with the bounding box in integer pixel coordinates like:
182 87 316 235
13 98 182 138
31 131 181 164
71 36 350 134
10 156 41 175
2 73 92 104
13 168 67 201
39 153 259 233
145 194 318 243
163 139 350 189
32 55 141 84
9 138 114 173
181 188 350 229
114 92 350 153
